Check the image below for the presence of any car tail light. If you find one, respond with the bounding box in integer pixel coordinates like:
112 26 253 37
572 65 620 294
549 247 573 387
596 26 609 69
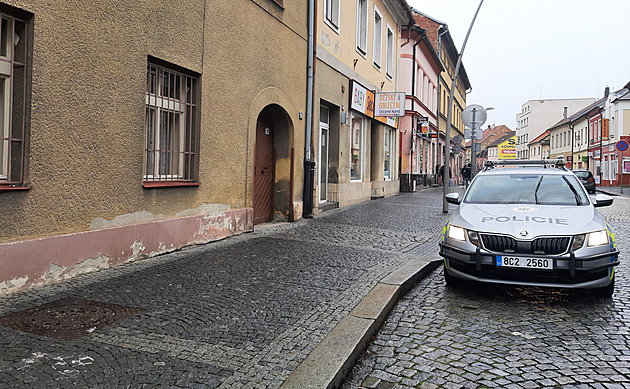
588 177 595 182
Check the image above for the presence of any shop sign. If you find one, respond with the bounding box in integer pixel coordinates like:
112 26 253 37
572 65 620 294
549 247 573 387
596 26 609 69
375 92 406 117
350 81 374 117
602 118 609 138
497 136 517 160
374 114 398 128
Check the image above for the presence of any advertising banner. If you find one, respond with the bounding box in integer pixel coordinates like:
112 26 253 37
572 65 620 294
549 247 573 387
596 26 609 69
350 81 374 117
497 136 517 160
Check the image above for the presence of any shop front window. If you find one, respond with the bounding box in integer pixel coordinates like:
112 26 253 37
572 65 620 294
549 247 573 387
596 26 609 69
384 128 392 180
351 114 364 181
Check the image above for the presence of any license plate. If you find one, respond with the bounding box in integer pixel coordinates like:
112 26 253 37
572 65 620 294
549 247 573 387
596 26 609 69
497 256 553 270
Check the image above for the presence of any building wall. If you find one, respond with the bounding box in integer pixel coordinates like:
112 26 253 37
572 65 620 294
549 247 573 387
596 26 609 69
0 0 308 293
399 31 440 179
314 0 408 209
516 98 595 159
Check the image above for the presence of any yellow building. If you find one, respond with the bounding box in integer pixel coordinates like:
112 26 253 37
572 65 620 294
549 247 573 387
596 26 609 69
313 0 413 209
0 0 309 293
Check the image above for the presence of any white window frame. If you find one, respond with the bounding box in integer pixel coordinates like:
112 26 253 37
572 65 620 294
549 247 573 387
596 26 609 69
144 63 199 182
372 6 382 71
350 113 365 182
324 0 340 33
385 23 394 79
356 0 368 57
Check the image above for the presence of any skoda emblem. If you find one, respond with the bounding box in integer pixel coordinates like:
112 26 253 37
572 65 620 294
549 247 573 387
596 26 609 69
520 230 529 237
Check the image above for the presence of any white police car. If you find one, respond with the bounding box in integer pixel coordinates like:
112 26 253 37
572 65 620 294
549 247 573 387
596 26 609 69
439 160 619 297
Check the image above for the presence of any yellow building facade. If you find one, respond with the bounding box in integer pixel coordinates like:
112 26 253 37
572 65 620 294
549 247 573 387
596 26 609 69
0 0 309 293
313 0 413 209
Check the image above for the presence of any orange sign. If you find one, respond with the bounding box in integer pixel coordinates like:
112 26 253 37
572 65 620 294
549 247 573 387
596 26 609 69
602 118 609 138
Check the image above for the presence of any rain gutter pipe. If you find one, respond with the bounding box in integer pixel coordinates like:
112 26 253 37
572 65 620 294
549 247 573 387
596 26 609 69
303 0 315 217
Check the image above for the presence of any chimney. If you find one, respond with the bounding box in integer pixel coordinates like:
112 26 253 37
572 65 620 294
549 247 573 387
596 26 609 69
605 86 610 98
563 106 568 119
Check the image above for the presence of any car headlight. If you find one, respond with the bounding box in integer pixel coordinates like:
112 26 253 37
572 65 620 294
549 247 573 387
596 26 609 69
467 230 481 246
587 230 609 247
448 225 466 241
571 234 585 251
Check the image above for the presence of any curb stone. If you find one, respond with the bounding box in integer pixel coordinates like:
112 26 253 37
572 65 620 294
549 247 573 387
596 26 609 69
279 257 441 389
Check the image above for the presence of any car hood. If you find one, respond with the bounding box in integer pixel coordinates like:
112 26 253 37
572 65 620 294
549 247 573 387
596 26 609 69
454 203 605 238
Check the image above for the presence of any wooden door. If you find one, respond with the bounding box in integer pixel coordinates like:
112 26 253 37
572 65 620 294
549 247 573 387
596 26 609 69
253 115 274 224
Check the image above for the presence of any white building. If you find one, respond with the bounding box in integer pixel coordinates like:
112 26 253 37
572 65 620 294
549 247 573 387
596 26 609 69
515 98 595 160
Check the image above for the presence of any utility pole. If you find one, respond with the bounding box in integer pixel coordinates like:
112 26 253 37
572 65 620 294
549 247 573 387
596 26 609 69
443 0 485 213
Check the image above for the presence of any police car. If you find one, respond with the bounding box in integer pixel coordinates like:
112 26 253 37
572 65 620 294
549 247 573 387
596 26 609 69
439 160 619 297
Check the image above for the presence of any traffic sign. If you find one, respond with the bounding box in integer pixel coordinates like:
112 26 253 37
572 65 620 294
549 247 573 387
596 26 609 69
616 140 629 152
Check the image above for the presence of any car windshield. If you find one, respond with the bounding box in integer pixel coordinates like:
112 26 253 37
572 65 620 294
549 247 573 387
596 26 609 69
464 173 589 205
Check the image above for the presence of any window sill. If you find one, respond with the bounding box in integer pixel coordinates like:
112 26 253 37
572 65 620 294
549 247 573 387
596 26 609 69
0 185 31 191
143 181 200 189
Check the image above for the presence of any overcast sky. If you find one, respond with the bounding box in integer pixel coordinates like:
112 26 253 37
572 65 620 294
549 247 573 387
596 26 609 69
407 0 630 129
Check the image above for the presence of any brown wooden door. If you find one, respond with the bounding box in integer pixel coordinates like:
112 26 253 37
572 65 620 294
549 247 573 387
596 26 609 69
253 115 274 224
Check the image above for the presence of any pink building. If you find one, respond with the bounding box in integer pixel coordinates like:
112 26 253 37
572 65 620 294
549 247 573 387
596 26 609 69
398 25 443 190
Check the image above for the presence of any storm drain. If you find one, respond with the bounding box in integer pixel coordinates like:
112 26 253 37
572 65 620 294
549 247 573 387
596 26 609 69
0 297 143 340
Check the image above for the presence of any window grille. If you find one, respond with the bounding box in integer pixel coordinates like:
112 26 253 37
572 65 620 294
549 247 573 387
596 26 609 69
144 62 199 184
0 12 28 188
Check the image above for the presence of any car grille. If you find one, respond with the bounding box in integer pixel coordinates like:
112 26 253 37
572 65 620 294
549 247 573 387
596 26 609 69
480 234 570 255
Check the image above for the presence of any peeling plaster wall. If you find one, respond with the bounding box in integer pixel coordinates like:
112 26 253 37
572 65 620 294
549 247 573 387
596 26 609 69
1 0 308 293
0 208 253 295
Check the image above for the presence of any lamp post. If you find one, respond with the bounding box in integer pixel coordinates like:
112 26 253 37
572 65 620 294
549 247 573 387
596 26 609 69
442 0 485 214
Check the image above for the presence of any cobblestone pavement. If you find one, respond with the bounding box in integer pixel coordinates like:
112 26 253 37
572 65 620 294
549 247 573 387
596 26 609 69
0 186 451 388
343 195 630 389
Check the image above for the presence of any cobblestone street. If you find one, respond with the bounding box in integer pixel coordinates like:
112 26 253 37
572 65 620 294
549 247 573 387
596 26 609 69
0 187 450 388
343 193 630 389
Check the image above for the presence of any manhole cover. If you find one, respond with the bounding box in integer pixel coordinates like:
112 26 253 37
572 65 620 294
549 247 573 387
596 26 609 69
0 297 143 340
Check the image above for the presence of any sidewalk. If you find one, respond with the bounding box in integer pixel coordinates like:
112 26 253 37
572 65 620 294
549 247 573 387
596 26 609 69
0 187 449 389
596 184 630 198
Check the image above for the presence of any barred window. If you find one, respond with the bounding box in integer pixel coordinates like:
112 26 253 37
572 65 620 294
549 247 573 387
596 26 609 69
144 62 199 185
0 12 28 188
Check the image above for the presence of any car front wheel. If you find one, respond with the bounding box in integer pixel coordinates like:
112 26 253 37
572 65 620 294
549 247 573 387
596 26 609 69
443 265 461 286
590 279 614 297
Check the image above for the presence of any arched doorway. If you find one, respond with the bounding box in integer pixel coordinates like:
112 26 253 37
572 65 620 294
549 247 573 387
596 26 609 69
253 113 275 224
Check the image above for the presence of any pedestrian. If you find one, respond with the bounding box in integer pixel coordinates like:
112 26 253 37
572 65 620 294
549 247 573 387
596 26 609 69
462 163 471 188
438 165 444 186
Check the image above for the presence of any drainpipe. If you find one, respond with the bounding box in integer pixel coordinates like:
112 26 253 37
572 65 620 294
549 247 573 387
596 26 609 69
436 26 448 184
303 0 315 217
409 26 423 191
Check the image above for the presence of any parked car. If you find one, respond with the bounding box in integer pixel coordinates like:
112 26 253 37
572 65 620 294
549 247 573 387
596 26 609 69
573 169 597 194
439 160 619 297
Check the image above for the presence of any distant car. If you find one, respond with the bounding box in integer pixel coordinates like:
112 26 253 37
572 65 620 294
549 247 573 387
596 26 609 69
439 160 619 297
573 169 597 194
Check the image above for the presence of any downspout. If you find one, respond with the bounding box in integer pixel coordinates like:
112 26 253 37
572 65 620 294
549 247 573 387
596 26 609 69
436 26 448 183
569 122 574 170
410 27 422 190
303 0 315 217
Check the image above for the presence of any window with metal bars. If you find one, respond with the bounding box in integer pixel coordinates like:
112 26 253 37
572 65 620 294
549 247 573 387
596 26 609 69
144 61 199 186
0 11 28 189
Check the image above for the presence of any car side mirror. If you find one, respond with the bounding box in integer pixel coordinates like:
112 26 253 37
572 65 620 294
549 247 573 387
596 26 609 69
593 194 613 208
445 192 461 205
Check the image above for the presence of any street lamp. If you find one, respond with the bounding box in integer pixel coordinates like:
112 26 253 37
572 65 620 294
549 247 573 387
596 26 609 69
442 0 485 214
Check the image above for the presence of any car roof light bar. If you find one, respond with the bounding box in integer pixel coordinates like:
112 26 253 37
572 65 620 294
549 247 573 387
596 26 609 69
483 160 567 170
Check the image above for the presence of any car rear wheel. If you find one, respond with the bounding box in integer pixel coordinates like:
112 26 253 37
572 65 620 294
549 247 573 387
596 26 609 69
590 279 614 297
